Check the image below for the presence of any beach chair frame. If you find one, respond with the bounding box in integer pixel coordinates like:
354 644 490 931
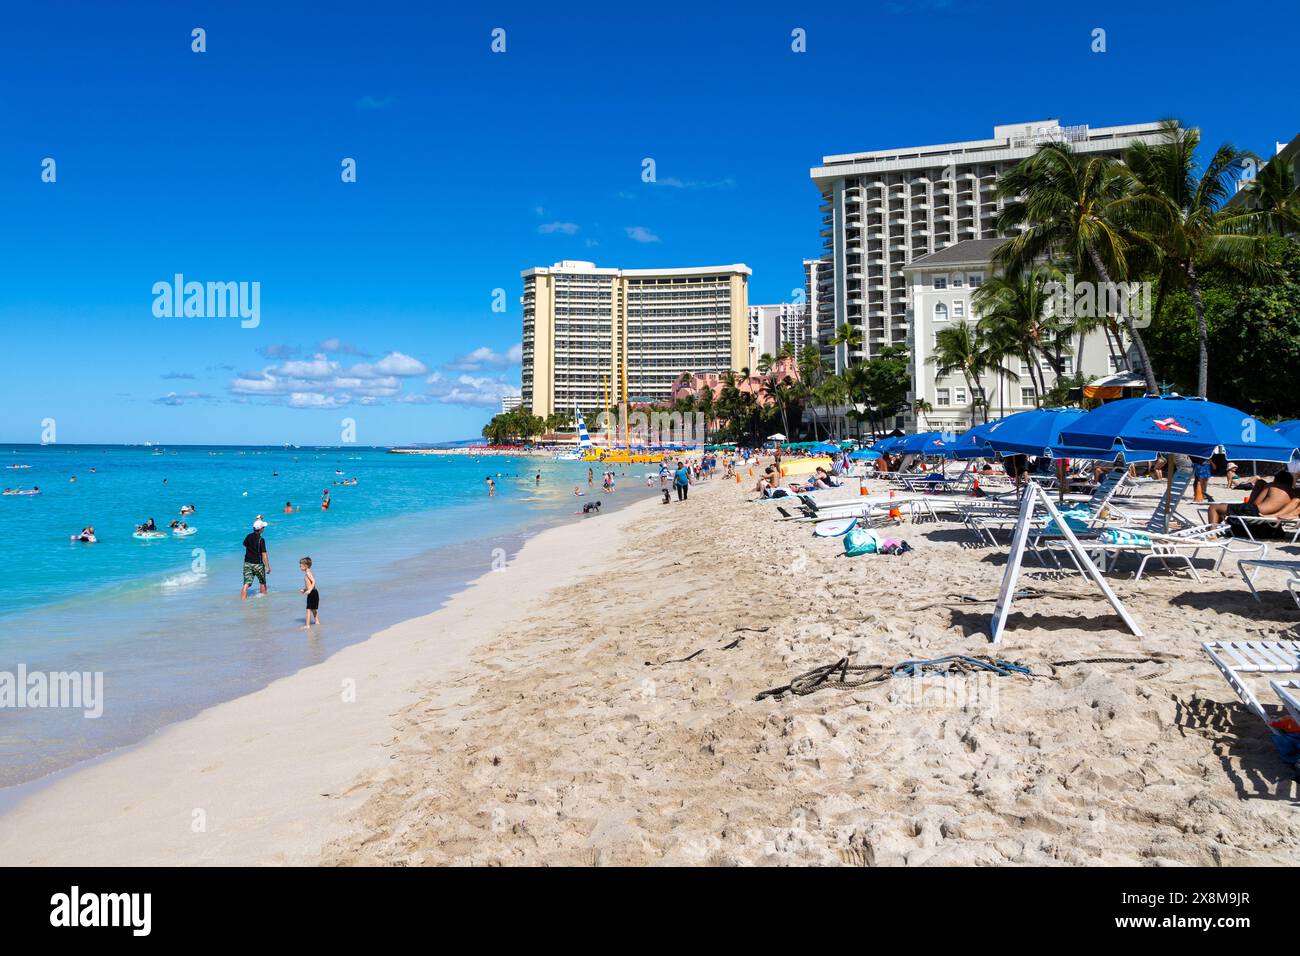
1237 559 1300 607
1202 640 1300 722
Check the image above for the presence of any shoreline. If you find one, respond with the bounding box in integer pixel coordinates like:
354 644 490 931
0 486 666 865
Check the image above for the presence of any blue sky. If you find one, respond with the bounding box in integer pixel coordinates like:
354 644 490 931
1 0 1294 445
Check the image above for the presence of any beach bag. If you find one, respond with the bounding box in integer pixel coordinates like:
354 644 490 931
1098 528 1151 547
843 527 882 556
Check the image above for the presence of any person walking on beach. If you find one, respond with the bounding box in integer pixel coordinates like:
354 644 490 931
674 460 691 501
299 557 319 629
240 519 269 600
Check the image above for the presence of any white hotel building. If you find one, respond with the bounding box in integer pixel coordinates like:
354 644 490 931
520 260 750 419
809 118 1171 429
905 239 1122 433
747 302 812 369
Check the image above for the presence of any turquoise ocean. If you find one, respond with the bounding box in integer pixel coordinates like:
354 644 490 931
0 444 656 790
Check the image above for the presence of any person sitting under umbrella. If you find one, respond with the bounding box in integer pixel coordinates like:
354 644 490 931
1207 470 1293 527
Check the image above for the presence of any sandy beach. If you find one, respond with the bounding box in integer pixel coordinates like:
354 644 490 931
3 469 1299 866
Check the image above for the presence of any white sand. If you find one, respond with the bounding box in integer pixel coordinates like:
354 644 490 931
4 470 1299 866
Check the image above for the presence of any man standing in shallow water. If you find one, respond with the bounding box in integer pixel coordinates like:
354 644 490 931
240 519 269 600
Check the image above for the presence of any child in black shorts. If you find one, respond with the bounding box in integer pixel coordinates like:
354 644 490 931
299 557 320 628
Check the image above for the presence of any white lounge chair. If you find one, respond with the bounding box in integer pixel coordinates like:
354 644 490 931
1202 639 1300 722
961 466 1131 548
1220 513 1300 545
1084 524 1266 581
1270 679 1300 726
1238 559 1300 607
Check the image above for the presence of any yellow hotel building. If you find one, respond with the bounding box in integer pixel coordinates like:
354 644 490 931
521 260 750 419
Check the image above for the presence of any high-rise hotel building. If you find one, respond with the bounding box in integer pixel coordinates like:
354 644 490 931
521 260 750 419
808 119 1171 380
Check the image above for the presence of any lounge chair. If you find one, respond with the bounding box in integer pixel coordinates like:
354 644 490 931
1202 639 1300 722
782 492 939 524
1271 679 1300 726
1238 559 1300 608
1218 513 1300 545
960 466 1130 547
1043 469 1264 579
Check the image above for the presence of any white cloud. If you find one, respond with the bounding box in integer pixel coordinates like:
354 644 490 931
230 350 419 407
154 391 212 406
317 338 369 356
655 176 735 190
625 225 660 243
288 392 350 409
363 351 428 377
427 373 520 407
538 221 580 235
445 343 523 372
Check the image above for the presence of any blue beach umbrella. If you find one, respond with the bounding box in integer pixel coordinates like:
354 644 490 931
1059 396 1299 462
810 441 842 455
850 443 890 459
891 431 959 456
1044 444 1157 463
1273 420 1300 445
950 421 999 460
982 408 1088 457
874 436 907 454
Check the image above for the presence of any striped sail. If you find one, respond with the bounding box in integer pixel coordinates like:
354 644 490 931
576 408 593 449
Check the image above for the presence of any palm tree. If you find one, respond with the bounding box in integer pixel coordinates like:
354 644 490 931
797 345 827 439
1238 150 1300 237
1123 121 1273 397
910 398 933 431
994 141 1160 395
978 325 1022 419
973 267 1068 408
927 322 985 424
830 322 863 368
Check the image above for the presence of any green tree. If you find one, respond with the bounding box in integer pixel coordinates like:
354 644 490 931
1123 121 1273 397
973 267 1068 408
1238 150 1300 237
1143 235 1300 418
994 141 1160 394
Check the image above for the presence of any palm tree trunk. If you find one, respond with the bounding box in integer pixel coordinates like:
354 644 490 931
1187 262 1209 398
1086 245 1158 395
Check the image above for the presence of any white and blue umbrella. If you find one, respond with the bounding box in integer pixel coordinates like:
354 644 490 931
1059 396 1299 462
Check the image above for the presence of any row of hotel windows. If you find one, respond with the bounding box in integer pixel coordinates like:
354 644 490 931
930 273 984 289
935 387 1043 407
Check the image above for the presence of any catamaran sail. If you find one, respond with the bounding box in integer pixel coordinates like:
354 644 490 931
576 408 593 450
